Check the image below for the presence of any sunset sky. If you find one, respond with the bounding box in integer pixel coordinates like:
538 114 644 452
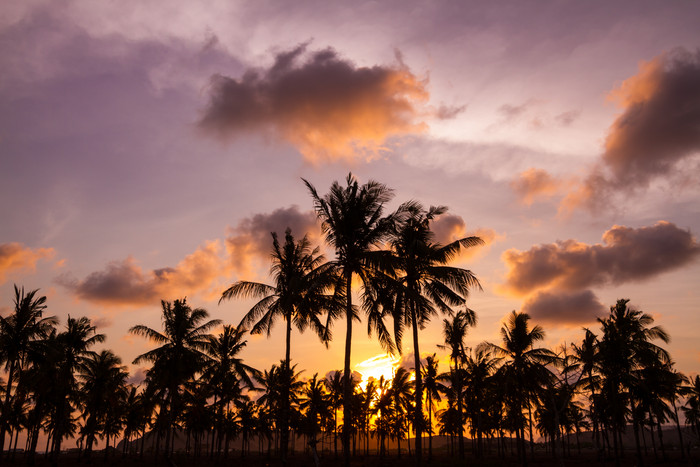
1 1 699 384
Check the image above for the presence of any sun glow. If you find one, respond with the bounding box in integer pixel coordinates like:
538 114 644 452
354 354 399 389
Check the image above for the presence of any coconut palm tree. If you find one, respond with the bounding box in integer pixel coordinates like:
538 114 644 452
386 203 483 463
77 349 128 458
439 309 476 458
46 316 105 461
482 311 555 467
304 173 401 467
464 348 500 458
220 229 337 462
421 354 441 460
324 370 344 457
596 299 669 466
0 285 56 455
201 324 259 456
130 299 221 456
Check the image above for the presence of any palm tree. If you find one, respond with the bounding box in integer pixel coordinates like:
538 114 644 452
220 229 337 462
386 203 483 463
77 349 128 457
439 309 476 458
130 299 221 456
482 311 555 466
570 329 601 452
389 367 413 457
47 316 106 461
681 375 700 439
304 173 400 467
596 299 669 466
324 370 344 457
299 373 329 456
201 325 259 456
422 354 441 459
464 348 500 458
0 285 56 455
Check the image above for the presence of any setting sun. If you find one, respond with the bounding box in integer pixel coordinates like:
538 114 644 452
354 354 400 387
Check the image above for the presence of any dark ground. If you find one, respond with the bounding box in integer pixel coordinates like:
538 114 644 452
3 450 699 467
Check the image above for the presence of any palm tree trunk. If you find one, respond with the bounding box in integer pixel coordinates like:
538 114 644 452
410 306 423 465
428 395 433 460
281 314 292 464
342 271 353 467
671 398 685 459
0 359 17 457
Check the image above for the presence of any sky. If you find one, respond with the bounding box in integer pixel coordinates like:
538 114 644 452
1 0 700 384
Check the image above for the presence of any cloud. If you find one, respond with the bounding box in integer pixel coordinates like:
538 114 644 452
0 243 55 283
225 206 320 277
510 168 565 205
199 44 428 163
58 241 225 306
554 110 581 127
435 104 467 120
430 213 499 259
563 48 700 211
127 367 148 385
501 221 700 297
521 290 605 325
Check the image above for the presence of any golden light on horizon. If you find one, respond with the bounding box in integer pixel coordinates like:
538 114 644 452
354 354 399 389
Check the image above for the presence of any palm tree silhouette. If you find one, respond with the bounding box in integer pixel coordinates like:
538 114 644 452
0 285 56 455
386 203 482 463
220 228 337 462
77 349 128 457
596 299 669 466
483 311 554 466
439 308 476 458
47 316 105 462
130 299 220 456
304 172 399 467
421 354 441 460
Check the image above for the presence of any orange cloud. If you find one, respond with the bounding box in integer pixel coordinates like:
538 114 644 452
511 168 565 205
225 205 320 277
430 213 498 260
58 240 225 307
501 221 700 297
562 48 700 212
0 242 55 283
199 44 428 163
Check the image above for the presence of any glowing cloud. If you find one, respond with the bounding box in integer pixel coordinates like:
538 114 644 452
58 241 225 306
511 168 565 205
502 221 700 297
0 243 55 284
430 213 498 258
199 44 428 163
563 48 700 211
225 206 320 277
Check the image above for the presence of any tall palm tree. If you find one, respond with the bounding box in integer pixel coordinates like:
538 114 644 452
596 299 669 466
324 370 344 457
77 349 128 457
299 373 329 455
304 173 400 466
464 348 500 458
421 354 441 460
439 309 476 458
220 229 337 462
130 299 221 456
201 325 259 456
387 203 483 463
0 285 56 455
482 311 555 467
47 316 106 460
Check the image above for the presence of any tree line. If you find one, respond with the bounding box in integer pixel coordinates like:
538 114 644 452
0 173 698 466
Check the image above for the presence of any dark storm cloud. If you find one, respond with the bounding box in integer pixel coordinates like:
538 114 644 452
521 290 605 325
502 221 700 296
199 44 428 163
